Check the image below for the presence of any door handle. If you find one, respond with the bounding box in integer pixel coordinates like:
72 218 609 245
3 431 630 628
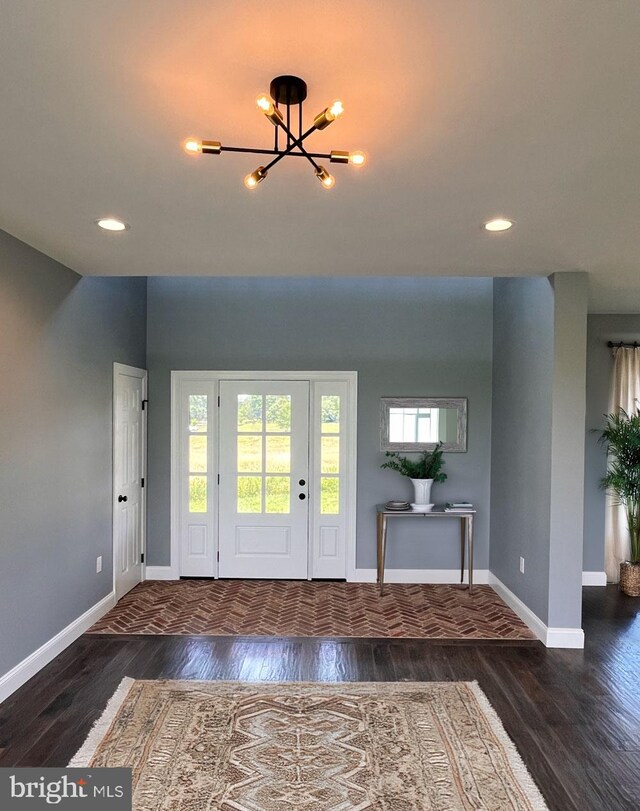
299 479 306 486
118 495 128 503
298 493 306 500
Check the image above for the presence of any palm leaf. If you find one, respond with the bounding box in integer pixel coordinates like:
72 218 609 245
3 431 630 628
599 408 640 563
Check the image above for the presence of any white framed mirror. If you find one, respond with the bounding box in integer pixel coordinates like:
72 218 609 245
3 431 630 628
380 397 468 452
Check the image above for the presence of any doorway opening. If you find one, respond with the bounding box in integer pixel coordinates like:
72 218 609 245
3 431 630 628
171 371 357 580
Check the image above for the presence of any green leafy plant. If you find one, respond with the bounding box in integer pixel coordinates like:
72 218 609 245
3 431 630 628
599 408 640 564
380 443 447 481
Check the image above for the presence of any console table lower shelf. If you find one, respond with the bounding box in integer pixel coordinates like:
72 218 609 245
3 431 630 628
376 505 476 595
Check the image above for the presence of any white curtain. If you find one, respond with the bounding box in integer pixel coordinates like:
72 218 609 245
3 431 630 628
604 347 640 581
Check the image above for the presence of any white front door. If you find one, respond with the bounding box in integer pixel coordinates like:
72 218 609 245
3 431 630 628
218 380 310 579
113 364 147 599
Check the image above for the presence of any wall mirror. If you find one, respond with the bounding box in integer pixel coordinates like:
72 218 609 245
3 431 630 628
380 397 468 452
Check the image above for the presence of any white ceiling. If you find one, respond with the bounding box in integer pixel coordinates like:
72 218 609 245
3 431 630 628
1 0 639 311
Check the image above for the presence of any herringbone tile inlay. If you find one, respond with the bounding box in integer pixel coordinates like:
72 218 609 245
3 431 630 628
89 580 536 639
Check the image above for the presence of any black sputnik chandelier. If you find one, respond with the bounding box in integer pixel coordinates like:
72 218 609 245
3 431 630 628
183 75 366 189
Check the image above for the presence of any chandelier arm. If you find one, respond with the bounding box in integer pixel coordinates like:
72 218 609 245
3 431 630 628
262 140 321 173
262 150 289 173
301 150 321 172
218 145 333 159
289 151 330 159
288 141 320 171
220 146 283 156
262 142 320 174
274 118 321 171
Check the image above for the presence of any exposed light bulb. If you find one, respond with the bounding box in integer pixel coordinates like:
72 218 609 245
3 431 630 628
184 138 201 155
183 139 222 156
257 94 284 127
348 150 366 167
484 218 514 232
315 166 335 189
256 93 273 113
244 166 267 189
329 99 344 118
314 99 345 130
96 218 129 231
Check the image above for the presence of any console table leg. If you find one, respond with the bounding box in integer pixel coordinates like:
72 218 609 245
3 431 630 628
460 518 466 584
376 512 383 585
380 515 388 596
468 515 474 593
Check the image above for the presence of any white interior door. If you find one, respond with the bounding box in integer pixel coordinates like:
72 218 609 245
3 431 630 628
113 363 146 599
219 380 309 578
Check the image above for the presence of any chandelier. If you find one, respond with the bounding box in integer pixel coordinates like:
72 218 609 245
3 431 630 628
183 75 366 189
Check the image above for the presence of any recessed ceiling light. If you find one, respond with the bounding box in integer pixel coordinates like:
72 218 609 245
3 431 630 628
483 218 514 232
96 217 129 232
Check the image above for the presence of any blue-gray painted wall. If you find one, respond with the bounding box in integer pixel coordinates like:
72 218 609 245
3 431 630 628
583 314 640 574
490 277 555 623
0 230 146 676
145 277 494 571
546 273 588 629
491 274 588 629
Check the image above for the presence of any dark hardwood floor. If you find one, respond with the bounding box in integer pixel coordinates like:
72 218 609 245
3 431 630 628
0 585 638 810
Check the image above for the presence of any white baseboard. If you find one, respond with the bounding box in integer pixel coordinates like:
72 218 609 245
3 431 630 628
487 573 548 642
351 568 490 585
144 566 179 580
545 627 586 648
488 573 584 649
582 571 607 586
0 592 116 705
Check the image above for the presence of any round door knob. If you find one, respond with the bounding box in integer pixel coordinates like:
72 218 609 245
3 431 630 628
298 493 306 500
299 479 306 486
118 495 128 503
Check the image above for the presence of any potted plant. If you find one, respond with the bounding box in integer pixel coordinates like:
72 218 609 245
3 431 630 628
381 443 447 505
599 408 640 596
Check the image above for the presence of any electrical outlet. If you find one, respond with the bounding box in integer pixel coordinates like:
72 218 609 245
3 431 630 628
519 556 525 574
96 555 103 574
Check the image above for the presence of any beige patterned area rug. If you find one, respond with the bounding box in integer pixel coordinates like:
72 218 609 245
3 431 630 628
70 679 548 810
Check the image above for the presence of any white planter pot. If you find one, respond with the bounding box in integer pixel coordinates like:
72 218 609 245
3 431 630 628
410 478 434 505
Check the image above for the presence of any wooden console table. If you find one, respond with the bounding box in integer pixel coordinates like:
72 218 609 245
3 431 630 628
376 505 476 595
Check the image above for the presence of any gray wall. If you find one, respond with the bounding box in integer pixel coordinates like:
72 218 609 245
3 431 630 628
583 314 640 574
547 273 588 629
0 230 146 676
146 277 494 571
491 274 588 628
490 278 554 622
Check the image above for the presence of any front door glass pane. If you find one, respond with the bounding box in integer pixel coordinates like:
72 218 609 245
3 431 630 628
265 395 291 432
238 395 263 432
237 476 262 512
265 477 290 513
320 477 339 514
189 476 207 512
238 435 262 472
321 395 340 433
189 436 207 472
189 395 207 433
266 435 290 473
321 436 340 474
